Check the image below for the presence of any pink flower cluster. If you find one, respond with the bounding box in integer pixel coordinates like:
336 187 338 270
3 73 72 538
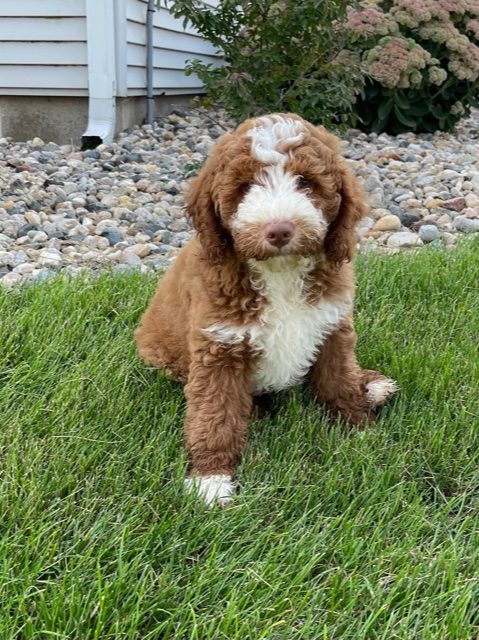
365 36 436 89
345 6 397 37
465 0 479 15
392 0 447 26
346 0 479 88
365 37 409 88
419 20 469 53
449 44 479 81
467 18 479 39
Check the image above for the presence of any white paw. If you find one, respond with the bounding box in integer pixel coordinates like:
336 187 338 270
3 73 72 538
366 378 398 408
184 474 235 507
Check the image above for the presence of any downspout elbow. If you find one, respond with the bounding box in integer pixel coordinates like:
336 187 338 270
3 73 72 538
82 0 116 149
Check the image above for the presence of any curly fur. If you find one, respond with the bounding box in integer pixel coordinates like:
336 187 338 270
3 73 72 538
135 113 397 506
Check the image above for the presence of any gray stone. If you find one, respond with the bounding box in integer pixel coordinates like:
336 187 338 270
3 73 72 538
168 219 189 232
0 271 22 288
416 176 437 187
120 249 142 266
135 220 166 237
363 175 382 191
101 195 118 208
0 251 15 267
25 210 41 225
440 170 461 181
387 232 423 248
367 189 385 208
419 225 439 243
38 247 63 268
84 150 101 159
127 243 151 258
453 217 479 233
101 228 124 246
13 262 35 275
398 212 422 228
31 231 48 243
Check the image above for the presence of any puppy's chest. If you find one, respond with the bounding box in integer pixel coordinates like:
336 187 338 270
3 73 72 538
204 264 351 393
250 279 349 392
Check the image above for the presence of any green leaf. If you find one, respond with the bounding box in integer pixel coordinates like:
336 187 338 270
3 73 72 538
394 91 410 110
430 103 443 118
421 118 438 133
394 105 417 128
408 103 429 117
378 99 394 121
371 116 387 134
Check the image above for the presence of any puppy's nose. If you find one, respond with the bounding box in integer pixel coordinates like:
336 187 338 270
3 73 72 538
264 221 295 248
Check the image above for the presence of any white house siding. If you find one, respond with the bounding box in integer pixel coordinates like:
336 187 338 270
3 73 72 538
0 0 221 99
124 0 223 97
0 0 88 96
0 0 223 142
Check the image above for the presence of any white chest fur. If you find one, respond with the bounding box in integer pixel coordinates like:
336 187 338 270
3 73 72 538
203 257 352 394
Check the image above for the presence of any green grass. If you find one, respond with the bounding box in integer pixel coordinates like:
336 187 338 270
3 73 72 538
1 240 479 639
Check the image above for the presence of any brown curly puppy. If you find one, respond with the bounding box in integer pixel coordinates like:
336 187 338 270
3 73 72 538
135 113 397 506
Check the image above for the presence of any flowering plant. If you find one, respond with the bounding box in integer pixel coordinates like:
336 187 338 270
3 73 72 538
345 0 479 133
166 0 363 129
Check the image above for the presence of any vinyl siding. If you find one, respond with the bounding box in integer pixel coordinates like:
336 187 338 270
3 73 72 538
0 1 88 96
0 0 222 98
124 0 222 96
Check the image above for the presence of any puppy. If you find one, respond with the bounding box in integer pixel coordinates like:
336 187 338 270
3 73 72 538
135 113 397 506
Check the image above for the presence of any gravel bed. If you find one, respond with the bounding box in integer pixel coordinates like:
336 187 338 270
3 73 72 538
1 106 479 288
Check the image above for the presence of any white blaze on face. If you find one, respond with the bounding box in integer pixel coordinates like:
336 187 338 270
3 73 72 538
232 115 327 236
248 115 304 164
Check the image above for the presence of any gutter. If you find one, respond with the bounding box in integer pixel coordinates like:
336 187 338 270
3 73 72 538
82 0 116 149
146 0 156 125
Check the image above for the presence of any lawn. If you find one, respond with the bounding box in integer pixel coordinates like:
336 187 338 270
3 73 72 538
1 240 479 639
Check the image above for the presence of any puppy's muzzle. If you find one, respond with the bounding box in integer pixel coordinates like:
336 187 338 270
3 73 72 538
264 221 295 249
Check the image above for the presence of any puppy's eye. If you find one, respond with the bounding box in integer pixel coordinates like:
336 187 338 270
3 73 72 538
298 176 314 191
238 183 251 197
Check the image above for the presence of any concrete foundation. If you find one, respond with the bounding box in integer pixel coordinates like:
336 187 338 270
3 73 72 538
115 94 195 134
0 94 197 145
0 96 89 146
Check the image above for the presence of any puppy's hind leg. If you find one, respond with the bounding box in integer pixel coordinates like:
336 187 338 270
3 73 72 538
310 320 397 426
361 369 398 410
310 319 374 426
135 325 187 382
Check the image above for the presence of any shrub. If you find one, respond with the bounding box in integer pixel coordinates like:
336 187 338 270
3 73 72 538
345 0 479 134
166 0 364 129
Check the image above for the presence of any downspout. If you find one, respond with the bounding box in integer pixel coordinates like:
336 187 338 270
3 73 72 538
146 0 156 125
82 0 116 148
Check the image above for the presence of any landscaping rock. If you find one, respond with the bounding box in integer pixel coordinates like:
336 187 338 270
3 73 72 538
465 194 479 209
419 225 439 243
387 232 423 248
1 105 479 286
38 248 63 268
398 212 422 228
442 197 466 212
453 217 479 233
372 214 402 232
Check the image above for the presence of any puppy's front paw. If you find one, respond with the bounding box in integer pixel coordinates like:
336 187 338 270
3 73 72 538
184 474 235 508
366 377 398 409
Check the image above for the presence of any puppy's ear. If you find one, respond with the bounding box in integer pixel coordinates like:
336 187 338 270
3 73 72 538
186 134 233 264
324 165 368 264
